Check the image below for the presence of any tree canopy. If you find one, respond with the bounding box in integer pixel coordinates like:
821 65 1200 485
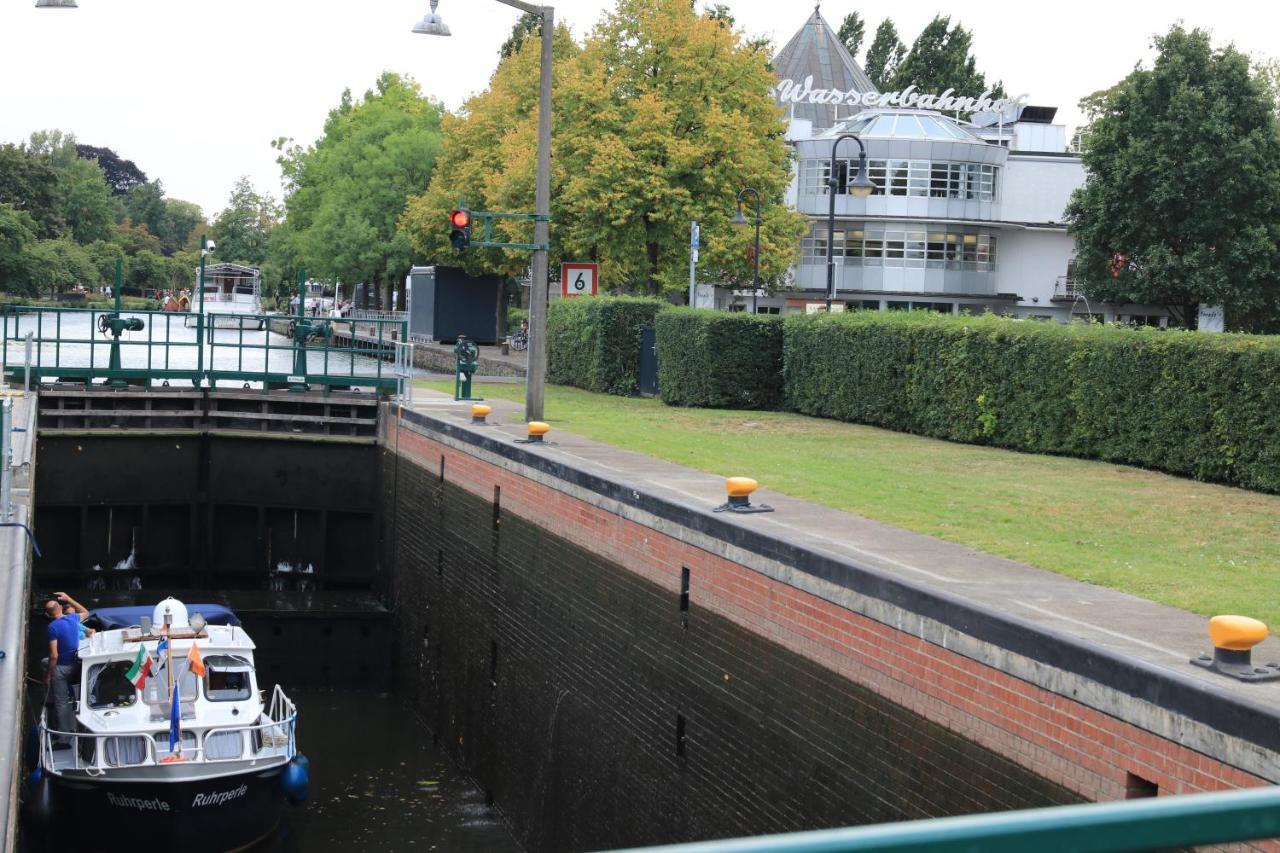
75 144 148 195
1065 26 1280 328
837 12 866 61
864 20 905 91
211 177 280 268
401 0 804 297
889 16 1003 98
275 72 443 300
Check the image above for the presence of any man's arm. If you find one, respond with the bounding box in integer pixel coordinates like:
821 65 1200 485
54 592 88 619
45 639 58 686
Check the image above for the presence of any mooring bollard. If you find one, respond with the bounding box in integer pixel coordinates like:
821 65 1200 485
1191 615 1279 682
516 421 550 444
471 404 492 425
713 477 773 514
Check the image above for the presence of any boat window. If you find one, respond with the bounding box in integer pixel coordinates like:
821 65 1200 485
142 665 198 705
87 661 137 709
204 655 254 702
152 730 197 760
205 730 245 760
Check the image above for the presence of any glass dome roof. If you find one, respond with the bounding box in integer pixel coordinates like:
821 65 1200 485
829 111 981 142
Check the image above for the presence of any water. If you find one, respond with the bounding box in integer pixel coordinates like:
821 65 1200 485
1 311 398 382
266 689 523 853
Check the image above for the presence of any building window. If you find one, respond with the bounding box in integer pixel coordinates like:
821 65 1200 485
886 301 909 311
802 223 998 271
801 159 999 202
755 306 781 315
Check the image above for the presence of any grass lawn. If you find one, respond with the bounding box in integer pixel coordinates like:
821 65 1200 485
419 380 1280 626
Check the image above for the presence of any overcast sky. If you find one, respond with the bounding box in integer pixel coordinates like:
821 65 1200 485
1 0 1276 219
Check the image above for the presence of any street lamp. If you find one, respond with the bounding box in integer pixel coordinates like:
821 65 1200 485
411 0 450 36
731 188 762 314
416 0 554 423
34 0 78 7
825 133 875 314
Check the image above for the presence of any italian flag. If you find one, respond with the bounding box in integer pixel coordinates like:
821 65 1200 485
125 644 152 689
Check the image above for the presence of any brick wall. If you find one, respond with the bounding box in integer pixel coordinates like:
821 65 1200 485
382 415 1274 851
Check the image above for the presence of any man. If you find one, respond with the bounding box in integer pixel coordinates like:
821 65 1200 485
44 592 89 745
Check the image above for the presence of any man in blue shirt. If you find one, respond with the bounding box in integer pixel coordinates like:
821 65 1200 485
44 592 89 745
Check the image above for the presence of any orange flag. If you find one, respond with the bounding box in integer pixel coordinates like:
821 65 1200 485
187 642 206 678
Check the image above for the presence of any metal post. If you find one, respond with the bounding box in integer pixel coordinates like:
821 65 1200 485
1 399 11 520
197 234 207 379
523 3 553 423
689 221 699 307
826 133 869 314
23 332 31 394
752 208 761 315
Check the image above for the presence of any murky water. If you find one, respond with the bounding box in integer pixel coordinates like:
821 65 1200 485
1 311 398 381
267 689 522 852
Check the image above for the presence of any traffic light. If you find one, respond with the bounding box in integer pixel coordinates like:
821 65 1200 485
449 209 471 250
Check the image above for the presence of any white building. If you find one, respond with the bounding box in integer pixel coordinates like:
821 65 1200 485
723 10 1167 326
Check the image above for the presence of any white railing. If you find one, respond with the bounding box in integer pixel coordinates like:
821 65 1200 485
1054 276 1083 299
393 341 416 405
350 309 407 323
41 684 296 774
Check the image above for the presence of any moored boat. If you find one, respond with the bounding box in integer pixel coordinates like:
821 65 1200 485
27 597 308 853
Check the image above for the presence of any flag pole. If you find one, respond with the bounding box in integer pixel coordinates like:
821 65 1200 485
165 610 177 756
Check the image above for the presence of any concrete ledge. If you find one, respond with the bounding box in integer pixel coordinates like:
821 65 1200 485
388 399 1280 785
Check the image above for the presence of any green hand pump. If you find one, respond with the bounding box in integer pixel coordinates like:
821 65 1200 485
103 257 144 388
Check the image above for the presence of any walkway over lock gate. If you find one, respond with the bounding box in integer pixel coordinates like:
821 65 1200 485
0 305 411 394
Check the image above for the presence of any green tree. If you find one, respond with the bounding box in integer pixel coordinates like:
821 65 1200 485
74 144 148 196
0 203 38 294
157 198 203 255
124 249 169 294
211 177 280 267
22 130 117 244
1065 26 1280 328
864 20 906 90
401 0 804 297
124 181 167 237
838 12 866 60
889 15 1004 99
0 144 63 238
83 239 125 289
277 72 442 307
25 238 94 295
500 12 541 59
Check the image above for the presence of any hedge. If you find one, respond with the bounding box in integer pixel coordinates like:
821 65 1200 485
656 308 784 410
546 296 664 395
783 311 1280 493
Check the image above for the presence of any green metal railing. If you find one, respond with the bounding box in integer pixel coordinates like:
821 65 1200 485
617 785 1280 852
0 305 409 394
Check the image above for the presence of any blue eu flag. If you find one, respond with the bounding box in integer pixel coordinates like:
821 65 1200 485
169 683 181 751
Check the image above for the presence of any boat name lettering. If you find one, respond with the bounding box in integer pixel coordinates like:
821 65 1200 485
193 784 249 808
774 77 1030 114
106 792 171 812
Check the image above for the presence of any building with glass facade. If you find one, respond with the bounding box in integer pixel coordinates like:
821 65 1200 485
720 10 1168 326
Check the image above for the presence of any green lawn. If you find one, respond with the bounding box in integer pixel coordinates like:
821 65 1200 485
420 380 1280 626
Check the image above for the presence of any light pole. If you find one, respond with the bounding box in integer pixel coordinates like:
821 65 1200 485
731 188 762 314
197 234 214 378
416 0 554 423
825 133 876 314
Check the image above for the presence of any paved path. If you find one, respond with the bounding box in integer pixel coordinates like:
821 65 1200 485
403 388 1280 709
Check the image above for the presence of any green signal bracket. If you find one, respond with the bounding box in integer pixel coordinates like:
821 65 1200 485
469 210 550 252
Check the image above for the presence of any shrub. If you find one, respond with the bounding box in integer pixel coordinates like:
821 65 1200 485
783 311 1280 492
656 308 784 409
506 307 527 334
547 296 663 395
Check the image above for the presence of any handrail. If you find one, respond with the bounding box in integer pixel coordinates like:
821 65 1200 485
616 785 1280 853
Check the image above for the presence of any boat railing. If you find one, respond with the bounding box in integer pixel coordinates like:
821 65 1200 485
40 684 297 774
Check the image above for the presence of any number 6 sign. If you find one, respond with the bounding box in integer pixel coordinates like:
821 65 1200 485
560 263 599 298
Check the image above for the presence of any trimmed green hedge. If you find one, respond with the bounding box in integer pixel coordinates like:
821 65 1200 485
547 296 663 395
656 308 784 410
783 311 1280 492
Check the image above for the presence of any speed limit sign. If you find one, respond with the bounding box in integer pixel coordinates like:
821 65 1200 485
560 263 599 298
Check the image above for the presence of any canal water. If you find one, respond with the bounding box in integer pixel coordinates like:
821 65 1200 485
1 310 397 381
268 689 522 852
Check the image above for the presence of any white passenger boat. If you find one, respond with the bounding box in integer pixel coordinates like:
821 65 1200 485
27 598 308 852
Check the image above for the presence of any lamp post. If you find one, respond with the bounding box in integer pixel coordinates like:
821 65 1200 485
825 133 876 314
416 0 554 423
33 0 78 7
197 234 213 378
731 188 762 314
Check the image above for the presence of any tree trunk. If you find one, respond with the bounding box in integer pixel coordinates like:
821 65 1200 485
396 275 406 316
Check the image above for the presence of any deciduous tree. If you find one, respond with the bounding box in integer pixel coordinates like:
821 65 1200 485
864 20 905 90
211 177 280 267
1065 26 1280 328
838 12 866 61
889 15 1004 100
74 144 148 196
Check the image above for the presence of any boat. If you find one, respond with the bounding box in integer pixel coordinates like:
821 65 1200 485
26 597 309 852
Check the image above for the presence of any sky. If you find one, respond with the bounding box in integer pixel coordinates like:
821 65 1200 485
1 0 1277 219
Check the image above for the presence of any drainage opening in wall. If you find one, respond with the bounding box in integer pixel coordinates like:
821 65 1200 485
1125 772 1158 799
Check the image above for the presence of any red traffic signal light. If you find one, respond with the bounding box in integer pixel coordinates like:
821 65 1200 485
449 209 472 250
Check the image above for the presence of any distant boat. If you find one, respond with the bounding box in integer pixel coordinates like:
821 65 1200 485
27 597 309 852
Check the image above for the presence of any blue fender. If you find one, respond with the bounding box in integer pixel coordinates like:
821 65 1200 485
282 755 310 805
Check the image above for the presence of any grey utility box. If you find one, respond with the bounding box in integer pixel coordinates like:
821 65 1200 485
405 265 504 345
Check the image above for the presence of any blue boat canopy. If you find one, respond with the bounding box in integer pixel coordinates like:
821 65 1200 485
88 604 241 630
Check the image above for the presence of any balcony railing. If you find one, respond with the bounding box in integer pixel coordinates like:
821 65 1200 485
1053 276 1084 300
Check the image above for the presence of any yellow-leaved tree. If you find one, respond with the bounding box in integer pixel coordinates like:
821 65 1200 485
400 0 804 297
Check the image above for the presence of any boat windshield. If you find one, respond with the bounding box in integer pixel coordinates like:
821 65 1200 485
204 654 254 702
87 661 136 709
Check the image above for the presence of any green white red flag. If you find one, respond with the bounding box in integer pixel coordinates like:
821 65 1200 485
125 644 152 688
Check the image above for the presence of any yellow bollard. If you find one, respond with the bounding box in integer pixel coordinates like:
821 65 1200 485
1192 615 1278 682
471 404 492 425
